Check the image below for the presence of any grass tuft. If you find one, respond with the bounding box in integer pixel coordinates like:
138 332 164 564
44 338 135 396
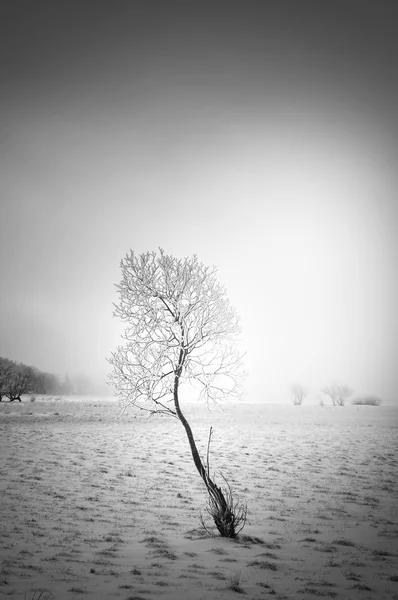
247 560 278 571
225 570 245 594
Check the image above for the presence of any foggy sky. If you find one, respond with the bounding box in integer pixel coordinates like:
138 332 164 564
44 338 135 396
1 1 397 404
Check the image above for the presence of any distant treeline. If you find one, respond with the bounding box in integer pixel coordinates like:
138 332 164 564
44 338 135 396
0 356 107 401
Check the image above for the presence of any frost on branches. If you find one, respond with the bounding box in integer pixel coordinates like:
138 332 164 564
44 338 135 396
108 249 245 416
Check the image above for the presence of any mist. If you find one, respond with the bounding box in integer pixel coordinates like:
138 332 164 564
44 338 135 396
1 1 397 404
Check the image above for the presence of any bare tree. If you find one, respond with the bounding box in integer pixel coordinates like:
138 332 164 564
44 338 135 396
109 249 246 537
290 383 307 405
322 384 353 406
6 364 34 402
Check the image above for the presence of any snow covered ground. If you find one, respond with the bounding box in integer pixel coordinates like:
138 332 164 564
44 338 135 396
1 397 397 599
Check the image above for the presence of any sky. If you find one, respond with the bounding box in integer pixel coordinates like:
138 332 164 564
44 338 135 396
1 1 397 404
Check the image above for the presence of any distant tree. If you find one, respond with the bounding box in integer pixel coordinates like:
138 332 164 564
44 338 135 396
290 383 307 406
32 370 61 395
322 384 353 406
351 395 382 406
45 372 61 395
0 357 64 399
109 249 246 538
7 364 34 402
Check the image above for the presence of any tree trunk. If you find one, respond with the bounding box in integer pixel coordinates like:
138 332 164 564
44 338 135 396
173 373 229 516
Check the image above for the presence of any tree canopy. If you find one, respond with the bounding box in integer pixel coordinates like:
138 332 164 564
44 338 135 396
109 249 245 415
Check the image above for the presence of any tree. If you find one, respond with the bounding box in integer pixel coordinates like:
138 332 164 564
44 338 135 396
7 364 34 402
35 371 61 395
109 249 246 537
0 357 64 399
322 384 353 406
290 383 307 405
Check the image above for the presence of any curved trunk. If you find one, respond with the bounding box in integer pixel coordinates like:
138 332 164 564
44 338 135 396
173 373 207 480
173 373 229 516
172 344 238 537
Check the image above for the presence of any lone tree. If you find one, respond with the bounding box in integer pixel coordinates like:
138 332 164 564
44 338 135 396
322 384 353 406
290 383 307 406
109 249 246 537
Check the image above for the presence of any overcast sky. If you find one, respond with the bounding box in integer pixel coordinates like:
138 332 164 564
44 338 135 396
1 1 397 404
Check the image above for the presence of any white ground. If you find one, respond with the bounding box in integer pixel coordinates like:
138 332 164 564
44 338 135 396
1 397 397 600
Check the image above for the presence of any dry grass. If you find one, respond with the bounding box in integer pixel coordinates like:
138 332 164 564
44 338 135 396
1 397 397 599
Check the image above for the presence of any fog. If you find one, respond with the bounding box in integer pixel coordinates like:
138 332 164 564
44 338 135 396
1 2 397 404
